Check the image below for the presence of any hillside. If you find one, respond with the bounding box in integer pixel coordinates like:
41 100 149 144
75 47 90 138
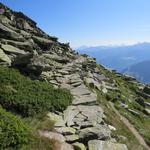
122 60 150 83
77 43 150 73
0 3 150 150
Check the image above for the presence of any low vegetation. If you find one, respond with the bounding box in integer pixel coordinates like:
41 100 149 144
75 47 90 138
97 92 146 150
0 106 31 149
0 66 73 149
0 66 72 117
98 64 150 147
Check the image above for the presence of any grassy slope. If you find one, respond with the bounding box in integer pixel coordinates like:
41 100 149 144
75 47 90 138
0 66 73 149
97 65 150 149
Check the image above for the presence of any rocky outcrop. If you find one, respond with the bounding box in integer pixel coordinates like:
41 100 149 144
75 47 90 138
0 3 128 149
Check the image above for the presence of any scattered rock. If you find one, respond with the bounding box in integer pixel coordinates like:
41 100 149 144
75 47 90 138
72 93 97 105
0 48 11 65
1 44 26 55
65 134 79 142
72 142 86 150
128 109 140 116
55 127 76 135
79 126 111 142
88 140 128 150
71 84 91 96
144 108 150 115
108 125 116 131
47 112 65 127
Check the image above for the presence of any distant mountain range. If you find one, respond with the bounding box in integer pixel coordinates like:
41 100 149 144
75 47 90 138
122 60 150 83
77 43 150 83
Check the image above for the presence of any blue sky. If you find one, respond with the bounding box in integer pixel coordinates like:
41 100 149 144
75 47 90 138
1 0 150 47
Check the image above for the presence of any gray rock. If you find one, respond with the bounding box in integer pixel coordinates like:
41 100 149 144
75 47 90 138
93 73 107 81
64 106 79 127
128 109 140 116
0 23 24 40
72 93 97 105
1 39 34 51
71 84 91 96
0 48 11 65
77 105 105 126
72 142 86 150
84 77 101 90
33 35 54 45
144 102 150 107
58 70 69 75
108 125 116 131
144 108 150 115
88 140 128 150
47 112 65 127
59 142 74 150
55 127 76 135
71 82 82 87
65 134 79 142
1 44 26 55
79 126 111 141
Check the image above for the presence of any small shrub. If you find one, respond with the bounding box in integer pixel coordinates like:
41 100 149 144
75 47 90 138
0 106 31 149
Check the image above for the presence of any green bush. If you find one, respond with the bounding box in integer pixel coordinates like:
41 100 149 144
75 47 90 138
0 106 31 149
0 66 72 117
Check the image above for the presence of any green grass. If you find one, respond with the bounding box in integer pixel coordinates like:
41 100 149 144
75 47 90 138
97 64 150 147
0 66 73 149
0 66 72 117
0 106 31 149
97 92 146 150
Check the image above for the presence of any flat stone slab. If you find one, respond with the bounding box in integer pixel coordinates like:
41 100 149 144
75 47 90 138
72 93 97 105
77 105 105 125
1 44 26 54
64 105 105 128
88 140 128 150
71 84 91 96
63 106 79 126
